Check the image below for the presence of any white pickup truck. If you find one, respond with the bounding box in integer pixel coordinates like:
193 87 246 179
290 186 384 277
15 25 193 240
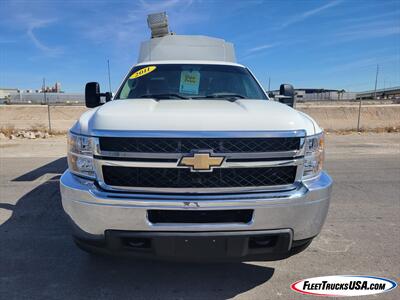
60 14 332 261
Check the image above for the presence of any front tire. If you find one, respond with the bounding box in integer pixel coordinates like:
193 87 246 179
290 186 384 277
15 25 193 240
73 237 106 256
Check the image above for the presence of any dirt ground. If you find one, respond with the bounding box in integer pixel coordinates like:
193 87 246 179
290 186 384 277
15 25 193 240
1 104 399 132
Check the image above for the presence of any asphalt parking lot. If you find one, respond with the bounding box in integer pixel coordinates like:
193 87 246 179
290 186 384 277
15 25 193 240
0 133 399 300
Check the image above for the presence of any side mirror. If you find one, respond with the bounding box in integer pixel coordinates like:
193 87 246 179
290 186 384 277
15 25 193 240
85 82 112 108
85 82 101 108
278 84 295 107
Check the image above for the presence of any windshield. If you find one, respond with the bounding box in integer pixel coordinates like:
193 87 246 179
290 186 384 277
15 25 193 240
115 64 267 100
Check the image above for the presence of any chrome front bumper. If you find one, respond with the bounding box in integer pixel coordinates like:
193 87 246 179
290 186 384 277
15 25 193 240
60 170 332 241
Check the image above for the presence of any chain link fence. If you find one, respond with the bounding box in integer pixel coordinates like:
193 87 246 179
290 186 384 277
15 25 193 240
6 93 84 105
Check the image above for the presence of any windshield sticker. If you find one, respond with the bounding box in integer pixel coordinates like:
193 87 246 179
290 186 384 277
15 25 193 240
179 70 200 94
130 66 157 79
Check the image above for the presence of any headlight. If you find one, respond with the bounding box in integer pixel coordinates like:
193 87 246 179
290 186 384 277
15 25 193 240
67 132 95 179
303 132 324 179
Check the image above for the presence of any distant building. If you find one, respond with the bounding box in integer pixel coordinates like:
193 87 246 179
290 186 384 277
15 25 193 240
271 88 356 101
55 82 61 93
0 87 18 99
295 88 356 101
40 82 63 93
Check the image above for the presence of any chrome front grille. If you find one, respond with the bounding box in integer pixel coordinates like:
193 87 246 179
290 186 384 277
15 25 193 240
102 166 297 188
92 130 306 194
99 137 301 153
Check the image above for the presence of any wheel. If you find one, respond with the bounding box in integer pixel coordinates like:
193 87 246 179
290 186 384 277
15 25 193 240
290 238 313 256
73 237 106 256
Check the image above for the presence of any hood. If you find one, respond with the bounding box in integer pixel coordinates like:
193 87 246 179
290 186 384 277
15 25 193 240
72 99 318 136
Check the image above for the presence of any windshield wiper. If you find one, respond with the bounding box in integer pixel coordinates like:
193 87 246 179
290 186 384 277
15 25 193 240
137 93 189 100
193 93 246 101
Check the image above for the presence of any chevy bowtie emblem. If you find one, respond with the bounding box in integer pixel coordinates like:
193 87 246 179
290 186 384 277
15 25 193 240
179 152 224 172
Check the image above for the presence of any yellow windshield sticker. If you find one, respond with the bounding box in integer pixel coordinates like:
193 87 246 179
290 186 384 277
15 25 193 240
130 66 157 79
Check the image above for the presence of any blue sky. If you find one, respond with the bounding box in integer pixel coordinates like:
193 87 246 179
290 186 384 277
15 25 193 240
1 0 399 92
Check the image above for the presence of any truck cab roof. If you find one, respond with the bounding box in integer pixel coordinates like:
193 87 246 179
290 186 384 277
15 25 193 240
137 34 237 64
135 60 245 68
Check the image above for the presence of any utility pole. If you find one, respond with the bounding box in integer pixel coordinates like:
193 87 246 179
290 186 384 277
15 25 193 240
43 78 52 134
268 77 271 93
107 59 112 94
357 96 362 132
373 64 379 100
357 64 379 132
